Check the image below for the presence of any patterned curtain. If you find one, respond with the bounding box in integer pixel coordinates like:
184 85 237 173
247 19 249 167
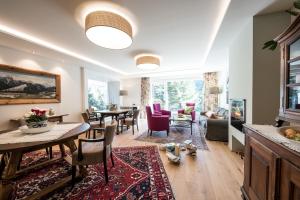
140 77 150 118
203 72 218 111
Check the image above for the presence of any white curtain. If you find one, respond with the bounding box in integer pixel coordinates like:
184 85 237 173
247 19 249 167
108 81 120 106
140 77 150 118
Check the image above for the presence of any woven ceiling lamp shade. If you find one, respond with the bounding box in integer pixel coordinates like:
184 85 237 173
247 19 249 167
85 11 133 49
136 55 160 70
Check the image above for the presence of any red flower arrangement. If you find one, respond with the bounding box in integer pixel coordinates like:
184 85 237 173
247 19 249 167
25 108 48 124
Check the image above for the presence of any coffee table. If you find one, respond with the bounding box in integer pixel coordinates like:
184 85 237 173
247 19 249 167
170 115 193 135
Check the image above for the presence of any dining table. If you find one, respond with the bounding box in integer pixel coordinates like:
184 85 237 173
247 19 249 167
0 122 90 200
94 109 131 134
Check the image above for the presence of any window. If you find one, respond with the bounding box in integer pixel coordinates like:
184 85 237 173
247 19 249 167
151 79 204 112
151 82 166 108
88 80 108 110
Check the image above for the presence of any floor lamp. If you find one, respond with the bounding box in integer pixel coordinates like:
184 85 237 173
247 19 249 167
209 86 223 108
119 90 128 106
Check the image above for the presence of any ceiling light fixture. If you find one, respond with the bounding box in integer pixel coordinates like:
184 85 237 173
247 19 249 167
135 54 160 70
85 11 133 49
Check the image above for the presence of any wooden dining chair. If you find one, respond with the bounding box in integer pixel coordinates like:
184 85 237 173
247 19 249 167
86 109 99 121
82 112 104 139
122 109 140 134
71 121 117 186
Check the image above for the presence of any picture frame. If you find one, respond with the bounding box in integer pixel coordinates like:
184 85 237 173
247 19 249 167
0 64 61 105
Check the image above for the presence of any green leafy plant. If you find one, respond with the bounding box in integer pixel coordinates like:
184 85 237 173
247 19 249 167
263 0 300 51
263 40 278 50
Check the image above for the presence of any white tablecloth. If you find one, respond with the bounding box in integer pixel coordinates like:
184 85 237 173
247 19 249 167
0 123 82 144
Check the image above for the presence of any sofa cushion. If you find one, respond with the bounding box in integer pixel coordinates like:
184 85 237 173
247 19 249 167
205 111 216 118
218 108 226 116
223 110 229 119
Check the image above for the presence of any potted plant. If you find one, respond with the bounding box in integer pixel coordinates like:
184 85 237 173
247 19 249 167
24 108 48 128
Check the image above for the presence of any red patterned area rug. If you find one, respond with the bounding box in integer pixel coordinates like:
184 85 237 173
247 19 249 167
13 146 175 200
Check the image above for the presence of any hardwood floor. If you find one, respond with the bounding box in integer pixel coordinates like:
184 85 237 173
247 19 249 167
113 120 244 200
50 120 243 200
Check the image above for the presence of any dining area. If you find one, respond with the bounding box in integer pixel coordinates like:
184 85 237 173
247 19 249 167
0 105 141 200
84 106 140 136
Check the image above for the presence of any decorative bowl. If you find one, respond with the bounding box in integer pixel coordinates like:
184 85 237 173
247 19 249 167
26 120 48 128
277 126 300 144
20 123 55 134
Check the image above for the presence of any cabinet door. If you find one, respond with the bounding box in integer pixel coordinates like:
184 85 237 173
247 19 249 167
244 136 279 200
280 160 300 200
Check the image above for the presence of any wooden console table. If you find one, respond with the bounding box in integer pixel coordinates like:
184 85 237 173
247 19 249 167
242 124 300 200
0 123 90 200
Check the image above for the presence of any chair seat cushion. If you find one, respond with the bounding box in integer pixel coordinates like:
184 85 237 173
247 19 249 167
122 118 134 126
72 142 110 165
90 121 100 128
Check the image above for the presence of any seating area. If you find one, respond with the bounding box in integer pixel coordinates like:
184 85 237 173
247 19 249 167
0 1 299 200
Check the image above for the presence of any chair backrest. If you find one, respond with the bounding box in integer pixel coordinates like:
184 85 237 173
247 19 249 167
186 103 195 110
86 109 91 115
133 109 140 119
153 103 161 112
146 106 152 121
81 112 90 124
104 121 117 146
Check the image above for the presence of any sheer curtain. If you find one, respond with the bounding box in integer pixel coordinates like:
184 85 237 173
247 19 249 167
108 81 120 106
203 72 218 111
140 77 150 118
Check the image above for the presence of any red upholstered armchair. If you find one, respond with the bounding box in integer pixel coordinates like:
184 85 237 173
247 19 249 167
153 103 171 117
178 102 196 121
146 106 169 136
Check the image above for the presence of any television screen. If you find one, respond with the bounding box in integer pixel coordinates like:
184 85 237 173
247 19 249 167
230 99 246 132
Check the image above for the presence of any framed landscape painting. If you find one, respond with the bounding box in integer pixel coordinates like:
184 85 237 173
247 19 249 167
0 64 61 105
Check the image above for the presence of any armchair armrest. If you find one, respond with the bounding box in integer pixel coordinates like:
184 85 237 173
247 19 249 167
154 111 162 115
78 138 105 161
161 110 171 116
191 110 196 121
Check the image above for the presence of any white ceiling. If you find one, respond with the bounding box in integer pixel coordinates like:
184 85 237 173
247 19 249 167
0 0 293 77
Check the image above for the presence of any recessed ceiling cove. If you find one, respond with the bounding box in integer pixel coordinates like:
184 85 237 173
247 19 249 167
0 0 279 76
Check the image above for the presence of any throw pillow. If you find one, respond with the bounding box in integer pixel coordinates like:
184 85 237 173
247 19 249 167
205 111 214 118
184 106 193 114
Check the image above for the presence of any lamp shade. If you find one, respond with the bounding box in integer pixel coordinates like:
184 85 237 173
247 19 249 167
209 86 223 94
85 11 133 49
119 90 128 96
135 55 160 70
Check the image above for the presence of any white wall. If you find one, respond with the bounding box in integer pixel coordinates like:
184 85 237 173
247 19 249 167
0 46 83 130
229 18 253 150
252 12 290 124
0 45 121 130
228 12 290 151
120 78 141 107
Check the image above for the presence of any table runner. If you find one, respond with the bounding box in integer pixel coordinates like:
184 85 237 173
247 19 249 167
0 123 82 144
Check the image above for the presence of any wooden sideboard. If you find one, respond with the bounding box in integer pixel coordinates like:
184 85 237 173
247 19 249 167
242 125 300 200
